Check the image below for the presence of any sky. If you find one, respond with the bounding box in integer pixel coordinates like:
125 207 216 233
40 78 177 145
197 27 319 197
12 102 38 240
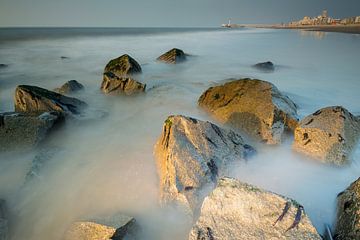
0 0 359 27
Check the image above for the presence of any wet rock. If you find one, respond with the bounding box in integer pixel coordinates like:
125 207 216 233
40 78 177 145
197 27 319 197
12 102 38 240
0 112 61 152
0 199 8 240
0 64 8 69
60 56 69 59
154 115 255 214
64 213 137 240
101 72 145 95
14 85 87 116
104 54 142 77
189 177 321 240
54 80 84 94
293 106 360 165
335 178 360 240
198 79 298 144
253 61 275 71
25 148 60 182
157 48 187 64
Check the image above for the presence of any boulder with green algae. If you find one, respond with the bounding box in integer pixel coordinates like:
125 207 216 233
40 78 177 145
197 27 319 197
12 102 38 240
198 78 298 144
101 72 145 95
157 48 187 64
334 178 360 240
14 85 87 116
189 177 321 240
154 115 255 215
104 54 142 77
293 106 360 165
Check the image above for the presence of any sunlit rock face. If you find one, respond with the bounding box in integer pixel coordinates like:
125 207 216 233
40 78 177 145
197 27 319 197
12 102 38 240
335 178 360 240
64 213 137 240
293 106 360 165
0 112 61 152
14 85 87 116
154 115 255 215
0 199 8 240
189 177 321 240
54 80 84 95
101 54 145 95
157 48 187 64
198 79 298 144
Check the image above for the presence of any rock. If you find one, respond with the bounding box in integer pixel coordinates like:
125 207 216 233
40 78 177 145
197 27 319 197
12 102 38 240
25 148 60 182
293 106 360 165
104 54 142 77
0 112 61 152
54 80 84 94
157 48 187 64
335 178 360 240
198 79 298 144
60 56 69 59
253 61 275 71
14 85 87 116
154 115 255 214
64 213 137 240
0 199 8 240
101 72 146 95
0 64 8 69
189 177 321 240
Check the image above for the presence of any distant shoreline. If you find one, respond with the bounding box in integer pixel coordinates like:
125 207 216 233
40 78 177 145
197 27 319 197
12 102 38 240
241 24 360 34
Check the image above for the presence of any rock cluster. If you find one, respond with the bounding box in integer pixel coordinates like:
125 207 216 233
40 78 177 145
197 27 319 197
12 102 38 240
154 115 255 214
198 79 298 144
293 106 360 165
157 48 187 64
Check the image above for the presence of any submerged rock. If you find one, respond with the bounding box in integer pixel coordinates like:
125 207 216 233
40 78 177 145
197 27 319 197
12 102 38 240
14 85 87 116
0 112 61 152
0 64 8 69
293 106 360 165
64 213 137 240
253 61 275 71
189 177 321 240
157 48 187 64
104 54 142 77
54 80 84 94
335 178 360 240
198 79 298 144
101 72 145 95
154 115 255 214
25 148 60 182
0 199 8 240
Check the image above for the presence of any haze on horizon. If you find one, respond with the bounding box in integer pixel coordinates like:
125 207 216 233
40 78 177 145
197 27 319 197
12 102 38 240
0 0 360 27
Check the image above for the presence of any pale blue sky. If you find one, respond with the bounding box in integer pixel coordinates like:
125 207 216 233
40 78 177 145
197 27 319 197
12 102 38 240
0 0 359 27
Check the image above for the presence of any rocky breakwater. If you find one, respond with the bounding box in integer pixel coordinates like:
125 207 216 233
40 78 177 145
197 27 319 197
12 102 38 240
189 177 321 240
101 54 145 95
157 48 187 64
334 178 360 240
154 115 255 214
198 79 298 144
293 106 360 165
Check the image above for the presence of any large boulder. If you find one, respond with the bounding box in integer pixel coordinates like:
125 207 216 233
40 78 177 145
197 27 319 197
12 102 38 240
101 72 145 95
0 112 61 152
54 80 84 94
189 177 321 240
157 48 187 64
104 54 142 77
334 178 360 240
14 85 87 116
293 106 360 165
253 61 275 71
0 199 8 240
64 213 137 240
154 115 255 214
198 79 298 144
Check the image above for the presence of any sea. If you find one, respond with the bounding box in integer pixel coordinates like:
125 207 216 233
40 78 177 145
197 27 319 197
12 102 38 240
0 27 359 239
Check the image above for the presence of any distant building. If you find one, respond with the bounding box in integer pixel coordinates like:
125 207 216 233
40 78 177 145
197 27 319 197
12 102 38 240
289 10 360 26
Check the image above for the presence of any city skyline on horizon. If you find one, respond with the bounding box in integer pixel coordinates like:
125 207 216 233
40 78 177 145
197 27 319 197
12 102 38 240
1 0 360 27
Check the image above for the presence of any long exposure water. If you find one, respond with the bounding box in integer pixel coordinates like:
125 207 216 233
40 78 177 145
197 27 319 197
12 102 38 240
0 27 359 239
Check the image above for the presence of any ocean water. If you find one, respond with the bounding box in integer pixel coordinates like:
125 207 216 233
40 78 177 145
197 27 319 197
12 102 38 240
0 27 359 239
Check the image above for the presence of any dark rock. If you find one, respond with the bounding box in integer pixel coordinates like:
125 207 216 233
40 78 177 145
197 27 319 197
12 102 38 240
54 80 84 94
157 48 187 64
60 56 69 59
0 112 61 152
14 85 87 116
104 54 142 77
0 64 8 69
101 71 145 95
335 178 360 240
253 61 275 71
0 199 8 240
198 79 298 144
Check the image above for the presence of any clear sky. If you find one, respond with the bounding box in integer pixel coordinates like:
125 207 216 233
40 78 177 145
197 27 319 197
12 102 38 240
0 0 359 27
